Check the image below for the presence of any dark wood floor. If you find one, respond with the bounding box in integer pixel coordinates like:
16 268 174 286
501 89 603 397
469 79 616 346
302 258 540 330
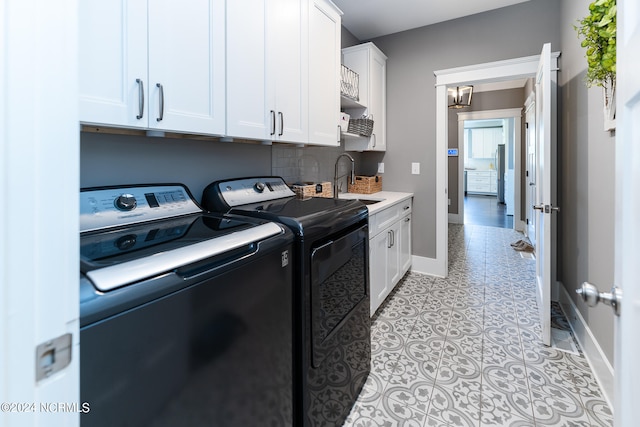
464 194 513 229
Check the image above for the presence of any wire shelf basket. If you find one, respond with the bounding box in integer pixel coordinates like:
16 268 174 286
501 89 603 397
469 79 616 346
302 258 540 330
340 64 359 101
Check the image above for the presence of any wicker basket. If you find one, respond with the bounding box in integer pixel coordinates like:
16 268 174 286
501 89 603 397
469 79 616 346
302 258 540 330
291 182 333 198
347 116 374 137
348 175 382 194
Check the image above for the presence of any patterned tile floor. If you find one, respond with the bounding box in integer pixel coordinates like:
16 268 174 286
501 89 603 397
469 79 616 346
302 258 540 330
344 224 613 427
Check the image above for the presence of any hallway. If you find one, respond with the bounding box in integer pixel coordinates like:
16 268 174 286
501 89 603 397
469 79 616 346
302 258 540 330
344 224 612 426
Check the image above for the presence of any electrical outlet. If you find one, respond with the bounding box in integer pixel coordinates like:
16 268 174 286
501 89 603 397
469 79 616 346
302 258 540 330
448 198 451 205
411 162 420 175
378 162 384 173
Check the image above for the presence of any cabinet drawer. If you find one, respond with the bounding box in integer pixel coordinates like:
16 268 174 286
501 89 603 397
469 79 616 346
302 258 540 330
370 199 412 236
467 182 491 193
467 175 491 185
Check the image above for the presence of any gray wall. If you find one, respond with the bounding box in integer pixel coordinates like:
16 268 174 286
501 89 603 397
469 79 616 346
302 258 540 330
558 0 615 364
80 132 273 203
447 88 526 216
367 0 561 258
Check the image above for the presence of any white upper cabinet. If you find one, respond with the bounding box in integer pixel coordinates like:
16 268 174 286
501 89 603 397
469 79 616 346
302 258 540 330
79 0 147 129
308 0 342 146
227 0 309 144
79 0 225 136
342 43 387 152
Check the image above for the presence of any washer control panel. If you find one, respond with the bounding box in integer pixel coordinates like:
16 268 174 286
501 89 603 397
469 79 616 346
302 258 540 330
80 184 201 232
213 177 295 207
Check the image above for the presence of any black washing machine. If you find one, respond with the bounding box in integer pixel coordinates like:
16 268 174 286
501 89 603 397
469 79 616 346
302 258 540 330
202 176 371 427
79 184 294 427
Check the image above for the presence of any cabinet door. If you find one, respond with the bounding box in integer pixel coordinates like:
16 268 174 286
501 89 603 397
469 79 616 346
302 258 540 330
370 232 390 315
399 214 412 275
226 0 307 143
226 0 269 140
388 222 401 286
308 0 341 146
79 0 147 128
268 0 308 144
148 0 225 135
368 49 386 151
470 129 485 158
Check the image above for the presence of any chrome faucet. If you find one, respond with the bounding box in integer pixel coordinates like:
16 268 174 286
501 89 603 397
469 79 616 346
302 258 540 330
333 153 355 198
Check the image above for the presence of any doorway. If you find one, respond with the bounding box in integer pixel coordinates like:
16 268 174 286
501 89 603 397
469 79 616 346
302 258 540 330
433 51 559 279
454 108 523 230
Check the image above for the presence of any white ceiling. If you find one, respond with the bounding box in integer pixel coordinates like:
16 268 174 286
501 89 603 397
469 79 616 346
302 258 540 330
332 0 531 40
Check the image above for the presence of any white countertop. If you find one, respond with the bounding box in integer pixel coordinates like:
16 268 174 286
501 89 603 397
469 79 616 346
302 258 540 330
338 191 413 214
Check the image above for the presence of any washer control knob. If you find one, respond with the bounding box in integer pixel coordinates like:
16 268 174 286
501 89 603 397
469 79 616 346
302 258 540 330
114 194 137 211
254 182 266 193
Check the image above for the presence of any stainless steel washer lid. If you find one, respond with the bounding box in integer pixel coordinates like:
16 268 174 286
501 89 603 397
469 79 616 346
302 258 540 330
85 222 283 292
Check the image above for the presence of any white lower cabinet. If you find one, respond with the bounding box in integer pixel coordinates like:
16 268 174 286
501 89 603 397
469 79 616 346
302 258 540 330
369 198 412 315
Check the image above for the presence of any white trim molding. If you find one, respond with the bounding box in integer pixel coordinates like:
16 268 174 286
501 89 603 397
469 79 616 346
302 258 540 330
434 52 558 278
411 255 447 279
558 283 614 409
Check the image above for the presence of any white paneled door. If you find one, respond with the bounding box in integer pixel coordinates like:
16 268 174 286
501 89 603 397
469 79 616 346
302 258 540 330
533 43 557 347
615 0 640 423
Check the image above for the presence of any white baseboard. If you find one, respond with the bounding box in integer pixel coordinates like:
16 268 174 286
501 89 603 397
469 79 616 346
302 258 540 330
448 213 462 224
411 255 447 278
558 282 614 408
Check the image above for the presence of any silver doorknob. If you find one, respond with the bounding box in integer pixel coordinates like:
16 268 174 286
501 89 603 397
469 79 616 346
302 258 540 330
533 204 544 211
576 282 622 317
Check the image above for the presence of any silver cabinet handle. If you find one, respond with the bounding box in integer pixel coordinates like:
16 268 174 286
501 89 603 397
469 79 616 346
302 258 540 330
270 110 276 136
136 79 144 120
403 205 410 211
372 133 376 148
387 231 392 248
405 217 411 223
337 125 341 144
533 204 544 211
278 112 284 136
156 83 164 122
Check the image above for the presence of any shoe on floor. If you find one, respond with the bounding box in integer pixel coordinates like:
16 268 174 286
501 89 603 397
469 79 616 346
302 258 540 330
512 240 529 249
515 242 534 252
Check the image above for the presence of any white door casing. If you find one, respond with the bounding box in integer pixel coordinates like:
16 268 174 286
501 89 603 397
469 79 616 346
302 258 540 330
615 0 640 423
435 51 558 279
524 94 537 246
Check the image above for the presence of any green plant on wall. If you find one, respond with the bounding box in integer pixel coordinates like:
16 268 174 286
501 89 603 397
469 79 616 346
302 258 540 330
575 0 616 88
575 0 616 130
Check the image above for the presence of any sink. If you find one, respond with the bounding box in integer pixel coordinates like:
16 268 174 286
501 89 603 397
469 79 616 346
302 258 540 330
357 199 382 205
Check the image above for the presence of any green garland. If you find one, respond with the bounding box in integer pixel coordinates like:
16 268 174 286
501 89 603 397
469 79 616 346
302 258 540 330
575 0 616 88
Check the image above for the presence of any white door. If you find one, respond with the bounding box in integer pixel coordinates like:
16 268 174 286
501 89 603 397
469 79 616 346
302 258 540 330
533 43 557 346
2 1 79 426
525 103 537 246
615 0 640 423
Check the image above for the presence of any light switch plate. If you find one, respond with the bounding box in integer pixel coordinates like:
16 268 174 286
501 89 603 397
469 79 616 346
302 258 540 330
411 162 420 175
378 162 384 173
